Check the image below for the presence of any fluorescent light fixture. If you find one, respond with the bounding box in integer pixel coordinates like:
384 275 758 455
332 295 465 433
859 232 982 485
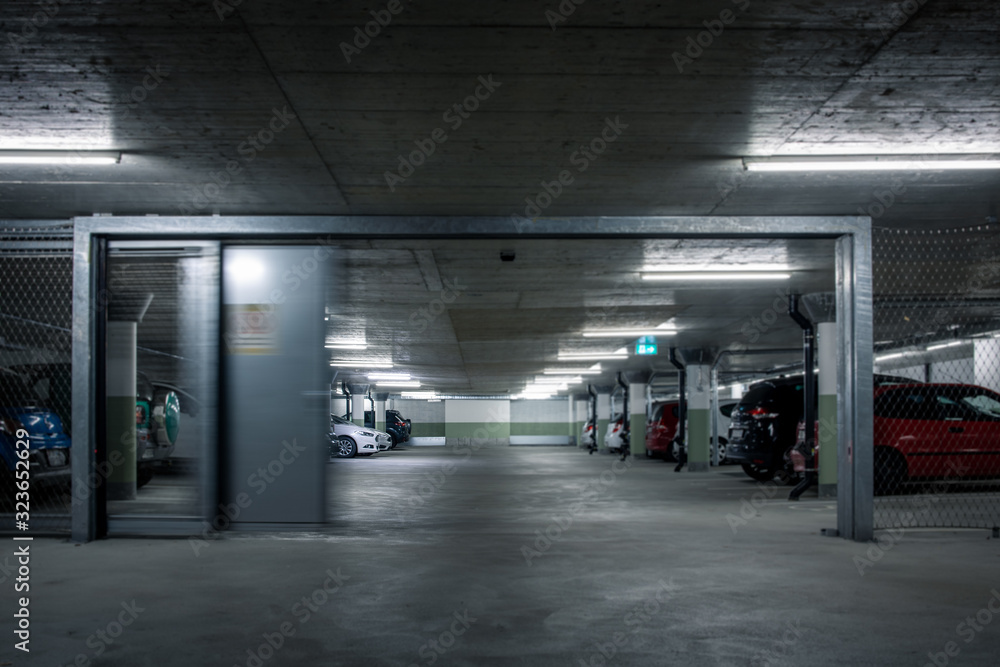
0 150 122 165
535 375 583 384
543 367 602 375
557 352 629 361
401 391 437 399
368 372 410 381
926 341 965 352
743 155 1000 172
376 380 421 388
330 361 393 368
517 393 555 400
642 263 790 273
875 352 910 362
582 329 677 338
527 382 568 391
642 272 790 281
325 342 367 350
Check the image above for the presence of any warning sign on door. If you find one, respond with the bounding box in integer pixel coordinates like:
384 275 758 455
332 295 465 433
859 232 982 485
225 304 279 355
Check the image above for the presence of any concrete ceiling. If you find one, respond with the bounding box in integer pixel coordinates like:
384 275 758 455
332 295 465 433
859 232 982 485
0 0 997 226
330 238 835 394
3 1 999 399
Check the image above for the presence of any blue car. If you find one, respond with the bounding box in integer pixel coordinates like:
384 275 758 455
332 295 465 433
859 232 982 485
0 368 71 488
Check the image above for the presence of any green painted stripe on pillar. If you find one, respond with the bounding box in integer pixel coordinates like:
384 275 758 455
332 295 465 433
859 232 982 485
106 395 136 484
818 394 838 486
629 414 646 456
688 408 710 464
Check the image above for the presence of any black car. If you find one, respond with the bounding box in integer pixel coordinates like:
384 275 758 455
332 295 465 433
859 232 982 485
385 409 411 447
726 377 805 483
727 373 918 483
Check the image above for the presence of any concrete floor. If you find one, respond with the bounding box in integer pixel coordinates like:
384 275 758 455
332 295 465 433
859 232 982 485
12 446 1000 666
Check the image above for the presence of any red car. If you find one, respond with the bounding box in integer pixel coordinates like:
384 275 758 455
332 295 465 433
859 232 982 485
793 383 1000 494
645 401 680 460
873 383 1000 493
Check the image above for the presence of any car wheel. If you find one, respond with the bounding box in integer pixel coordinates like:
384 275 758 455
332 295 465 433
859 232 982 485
137 465 154 488
333 436 357 459
741 462 775 482
874 448 907 496
716 438 728 464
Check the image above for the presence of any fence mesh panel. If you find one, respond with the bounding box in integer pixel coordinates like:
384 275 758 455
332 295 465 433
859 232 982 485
873 224 1000 531
0 223 74 534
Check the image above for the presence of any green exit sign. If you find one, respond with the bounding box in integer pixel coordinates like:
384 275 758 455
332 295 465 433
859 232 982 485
636 336 658 355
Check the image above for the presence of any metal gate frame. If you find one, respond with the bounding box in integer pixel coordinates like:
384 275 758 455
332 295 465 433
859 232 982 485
70 215 874 542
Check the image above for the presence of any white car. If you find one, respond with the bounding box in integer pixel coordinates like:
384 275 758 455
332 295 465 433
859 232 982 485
329 414 391 458
715 400 738 463
604 413 626 453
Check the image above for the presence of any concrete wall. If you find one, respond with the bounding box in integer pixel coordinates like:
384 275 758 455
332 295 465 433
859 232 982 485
392 398 446 437
510 398 572 445
445 398 510 445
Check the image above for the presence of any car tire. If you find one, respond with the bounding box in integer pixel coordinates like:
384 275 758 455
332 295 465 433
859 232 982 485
671 440 682 462
332 436 357 459
137 465 154 488
389 433 398 449
874 447 907 496
716 437 728 464
741 462 774 482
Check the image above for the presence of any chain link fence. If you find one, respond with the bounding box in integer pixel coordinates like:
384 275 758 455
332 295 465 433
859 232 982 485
873 224 1000 531
0 222 74 534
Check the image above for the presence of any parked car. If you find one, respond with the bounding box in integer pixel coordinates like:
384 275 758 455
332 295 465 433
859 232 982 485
715 400 738 464
646 402 679 460
135 371 181 488
645 400 735 463
385 409 411 448
604 412 626 453
581 421 597 451
730 373 921 483
0 367 71 489
872 383 1000 494
726 377 803 482
329 414 391 458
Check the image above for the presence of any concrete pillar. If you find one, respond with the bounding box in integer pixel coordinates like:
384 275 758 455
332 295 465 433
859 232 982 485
974 338 1000 393
575 399 589 448
710 369 720 466
106 321 137 500
596 392 610 446
349 385 366 426
375 392 388 434
686 365 711 472
817 322 838 496
629 382 647 457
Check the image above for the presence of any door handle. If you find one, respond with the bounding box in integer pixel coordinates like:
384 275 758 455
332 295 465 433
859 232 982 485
949 427 964 433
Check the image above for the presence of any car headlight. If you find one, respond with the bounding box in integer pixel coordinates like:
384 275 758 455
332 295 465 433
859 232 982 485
358 431 375 437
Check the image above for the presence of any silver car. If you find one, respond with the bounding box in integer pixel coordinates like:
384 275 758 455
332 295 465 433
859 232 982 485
329 414 391 458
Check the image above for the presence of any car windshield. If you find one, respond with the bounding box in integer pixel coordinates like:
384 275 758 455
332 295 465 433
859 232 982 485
876 386 1000 421
330 415 353 426
958 392 1000 419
